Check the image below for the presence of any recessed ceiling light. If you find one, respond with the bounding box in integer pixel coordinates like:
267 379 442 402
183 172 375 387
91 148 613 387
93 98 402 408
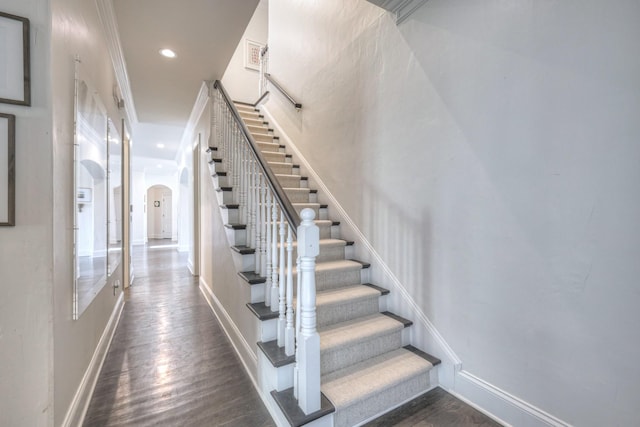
159 48 176 58
157 164 163 168
157 143 165 148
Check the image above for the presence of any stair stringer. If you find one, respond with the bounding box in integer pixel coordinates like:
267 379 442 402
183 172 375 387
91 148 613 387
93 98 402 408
260 105 462 388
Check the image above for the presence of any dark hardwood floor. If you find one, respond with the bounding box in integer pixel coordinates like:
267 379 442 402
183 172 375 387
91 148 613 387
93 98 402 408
364 387 503 427
83 240 275 427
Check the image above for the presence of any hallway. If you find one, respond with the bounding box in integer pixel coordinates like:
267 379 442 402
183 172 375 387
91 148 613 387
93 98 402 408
83 241 275 426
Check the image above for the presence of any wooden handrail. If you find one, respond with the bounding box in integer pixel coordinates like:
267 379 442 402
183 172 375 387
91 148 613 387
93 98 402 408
213 80 300 232
264 73 302 110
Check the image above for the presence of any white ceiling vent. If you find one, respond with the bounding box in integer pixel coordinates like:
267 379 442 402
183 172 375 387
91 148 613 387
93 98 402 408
366 0 429 24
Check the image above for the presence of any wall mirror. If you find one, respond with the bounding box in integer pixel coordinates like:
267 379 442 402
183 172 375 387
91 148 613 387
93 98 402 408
107 118 122 279
74 60 108 319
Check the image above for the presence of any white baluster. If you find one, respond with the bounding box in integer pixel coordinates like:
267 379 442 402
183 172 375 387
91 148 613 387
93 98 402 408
264 189 272 307
270 199 279 313
294 252 301 398
239 145 247 228
255 173 262 275
285 223 295 356
261 183 268 278
278 211 286 347
233 127 240 205
248 160 255 249
295 208 321 414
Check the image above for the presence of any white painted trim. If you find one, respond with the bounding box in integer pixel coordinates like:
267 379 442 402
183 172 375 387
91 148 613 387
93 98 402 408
261 106 460 369
187 259 195 276
95 0 138 126
61 292 125 427
198 278 257 376
451 371 571 427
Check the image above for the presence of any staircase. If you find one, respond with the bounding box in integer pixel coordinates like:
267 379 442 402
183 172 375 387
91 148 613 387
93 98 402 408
207 92 441 426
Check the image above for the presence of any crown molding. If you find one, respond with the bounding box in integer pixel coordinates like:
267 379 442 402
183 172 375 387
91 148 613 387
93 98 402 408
366 0 429 24
95 0 138 126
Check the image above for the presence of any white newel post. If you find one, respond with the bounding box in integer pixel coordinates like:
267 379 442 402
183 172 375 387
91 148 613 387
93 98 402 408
296 208 321 414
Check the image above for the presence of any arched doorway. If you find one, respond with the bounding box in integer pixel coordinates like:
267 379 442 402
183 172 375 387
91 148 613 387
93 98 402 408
146 185 172 241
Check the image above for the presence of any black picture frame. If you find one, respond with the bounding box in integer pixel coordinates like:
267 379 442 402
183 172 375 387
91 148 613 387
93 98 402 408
0 113 15 226
0 11 31 106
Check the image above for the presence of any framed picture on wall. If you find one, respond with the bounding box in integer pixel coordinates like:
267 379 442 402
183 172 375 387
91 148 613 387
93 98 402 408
0 113 15 226
0 11 31 106
244 39 263 71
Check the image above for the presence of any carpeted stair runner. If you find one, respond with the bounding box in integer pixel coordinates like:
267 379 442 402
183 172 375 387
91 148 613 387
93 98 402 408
207 101 441 427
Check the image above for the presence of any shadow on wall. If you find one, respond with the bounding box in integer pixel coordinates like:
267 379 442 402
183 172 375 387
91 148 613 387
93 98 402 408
360 179 434 320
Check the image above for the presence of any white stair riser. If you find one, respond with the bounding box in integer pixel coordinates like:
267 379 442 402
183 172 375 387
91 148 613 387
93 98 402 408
216 189 234 205
232 250 255 272
224 227 246 247
220 207 238 224
255 317 278 343
212 174 230 188
248 282 265 304
208 161 225 176
258 351 294 393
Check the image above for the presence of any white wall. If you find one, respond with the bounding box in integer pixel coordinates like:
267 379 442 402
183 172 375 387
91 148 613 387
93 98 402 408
266 1 640 426
51 0 125 424
0 0 125 425
221 0 268 102
0 0 53 425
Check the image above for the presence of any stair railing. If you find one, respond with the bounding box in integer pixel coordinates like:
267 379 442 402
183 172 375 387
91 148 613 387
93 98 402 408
210 80 321 415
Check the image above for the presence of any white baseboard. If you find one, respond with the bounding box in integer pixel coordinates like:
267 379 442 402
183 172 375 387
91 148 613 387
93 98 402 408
199 278 257 380
450 371 570 427
61 292 125 427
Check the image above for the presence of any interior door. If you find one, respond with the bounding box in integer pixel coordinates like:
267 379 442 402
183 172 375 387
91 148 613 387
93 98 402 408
161 193 172 239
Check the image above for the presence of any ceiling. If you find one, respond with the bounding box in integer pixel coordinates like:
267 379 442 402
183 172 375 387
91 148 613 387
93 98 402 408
109 0 261 162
